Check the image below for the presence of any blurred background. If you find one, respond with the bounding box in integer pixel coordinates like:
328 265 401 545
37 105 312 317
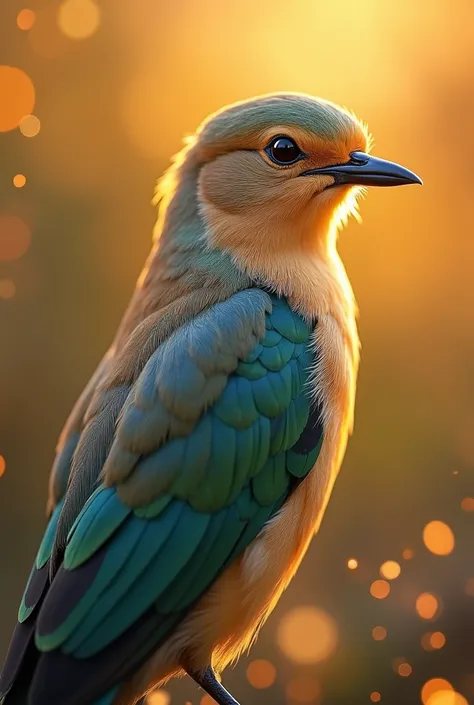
1 1 473 704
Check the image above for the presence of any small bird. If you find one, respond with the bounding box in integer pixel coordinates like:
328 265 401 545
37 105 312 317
0 93 421 705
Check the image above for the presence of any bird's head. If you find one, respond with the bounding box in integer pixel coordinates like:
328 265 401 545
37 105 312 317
156 92 421 270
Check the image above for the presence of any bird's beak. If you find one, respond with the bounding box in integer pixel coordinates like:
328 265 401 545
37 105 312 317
301 151 423 187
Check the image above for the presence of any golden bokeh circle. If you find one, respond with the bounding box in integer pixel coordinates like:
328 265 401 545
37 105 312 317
0 66 35 132
246 659 276 689
58 0 101 40
416 592 440 620
0 280 16 299
370 580 390 599
17 9 36 30
347 558 358 569
0 456 6 477
427 692 468 705
145 690 170 705
277 606 338 664
13 174 27 188
19 114 40 137
380 561 401 580
423 521 455 555
372 626 387 641
421 678 453 704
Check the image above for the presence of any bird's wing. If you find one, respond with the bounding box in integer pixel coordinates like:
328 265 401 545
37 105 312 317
5 289 324 704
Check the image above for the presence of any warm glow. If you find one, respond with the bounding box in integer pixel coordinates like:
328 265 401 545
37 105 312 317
246 659 276 689
402 548 415 560
370 580 390 599
423 521 455 555
370 693 381 703
380 561 401 580
0 66 35 132
416 593 440 620
277 606 338 664
430 631 446 649
464 578 474 597
146 691 170 705
347 558 358 570
286 675 321 703
200 696 218 705
0 456 6 478
0 216 31 261
398 662 412 677
421 679 453 704
461 497 474 512
13 174 27 188
19 114 40 137
426 692 468 705
17 9 36 30
0 280 16 300
372 626 387 641
58 0 101 40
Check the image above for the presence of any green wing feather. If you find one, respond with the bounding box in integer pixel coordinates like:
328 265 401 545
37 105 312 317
33 289 324 670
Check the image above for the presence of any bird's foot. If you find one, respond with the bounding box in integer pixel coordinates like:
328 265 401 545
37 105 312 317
186 665 240 705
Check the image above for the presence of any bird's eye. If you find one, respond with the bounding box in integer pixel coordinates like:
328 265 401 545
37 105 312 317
265 136 304 166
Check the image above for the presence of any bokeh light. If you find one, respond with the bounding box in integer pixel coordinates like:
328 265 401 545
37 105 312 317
0 280 16 300
0 216 31 261
416 593 440 620
372 626 387 641
17 9 35 30
19 114 40 137
370 693 381 703
13 174 26 188
348 558 359 570
396 661 412 677
423 521 455 556
370 580 390 599
57 0 101 40
277 606 338 664
0 66 35 132
246 659 276 689
402 548 415 560
286 675 321 703
146 690 170 705
0 456 6 478
200 696 217 705
461 497 474 512
380 561 401 580
422 680 454 705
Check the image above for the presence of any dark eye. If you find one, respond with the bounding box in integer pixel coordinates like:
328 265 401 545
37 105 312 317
265 136 304 166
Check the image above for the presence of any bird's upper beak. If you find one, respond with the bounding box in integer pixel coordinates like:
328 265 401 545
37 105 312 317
301 151 422 188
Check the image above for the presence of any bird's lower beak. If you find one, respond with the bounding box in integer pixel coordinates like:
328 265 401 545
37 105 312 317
301 151 422 187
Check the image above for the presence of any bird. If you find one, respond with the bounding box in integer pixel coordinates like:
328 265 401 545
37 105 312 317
0 92 421 705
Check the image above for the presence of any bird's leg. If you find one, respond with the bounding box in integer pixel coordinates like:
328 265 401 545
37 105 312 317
186 665 240 705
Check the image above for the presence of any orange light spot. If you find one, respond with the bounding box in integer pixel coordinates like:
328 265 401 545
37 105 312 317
246 659 276 689
423 521 455 555
286 675 321 703
17 9 36 30
277 606 338 664
416 592 440 620
347 558 358 570
370 580 390 599
421 679 453 704
398 662 412 677
19 114 40 137
146 690 170 705
380 561 401 580
0 66 35 132
461 497 474 512
0 279 16 299
372 626 387 641
0 456 6 477
58 0 101 39
13 174 27 188
370 693 381 703
402 548 414 560
464 578 474 596
430 631 446 649
0 216 31 261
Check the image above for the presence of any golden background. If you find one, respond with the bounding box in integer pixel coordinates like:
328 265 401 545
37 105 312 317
0 1 473 704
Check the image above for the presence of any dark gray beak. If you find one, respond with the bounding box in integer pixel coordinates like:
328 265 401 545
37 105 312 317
301 151 423 187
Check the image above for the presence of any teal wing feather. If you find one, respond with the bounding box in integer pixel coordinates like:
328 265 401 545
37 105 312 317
20 290 324 705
